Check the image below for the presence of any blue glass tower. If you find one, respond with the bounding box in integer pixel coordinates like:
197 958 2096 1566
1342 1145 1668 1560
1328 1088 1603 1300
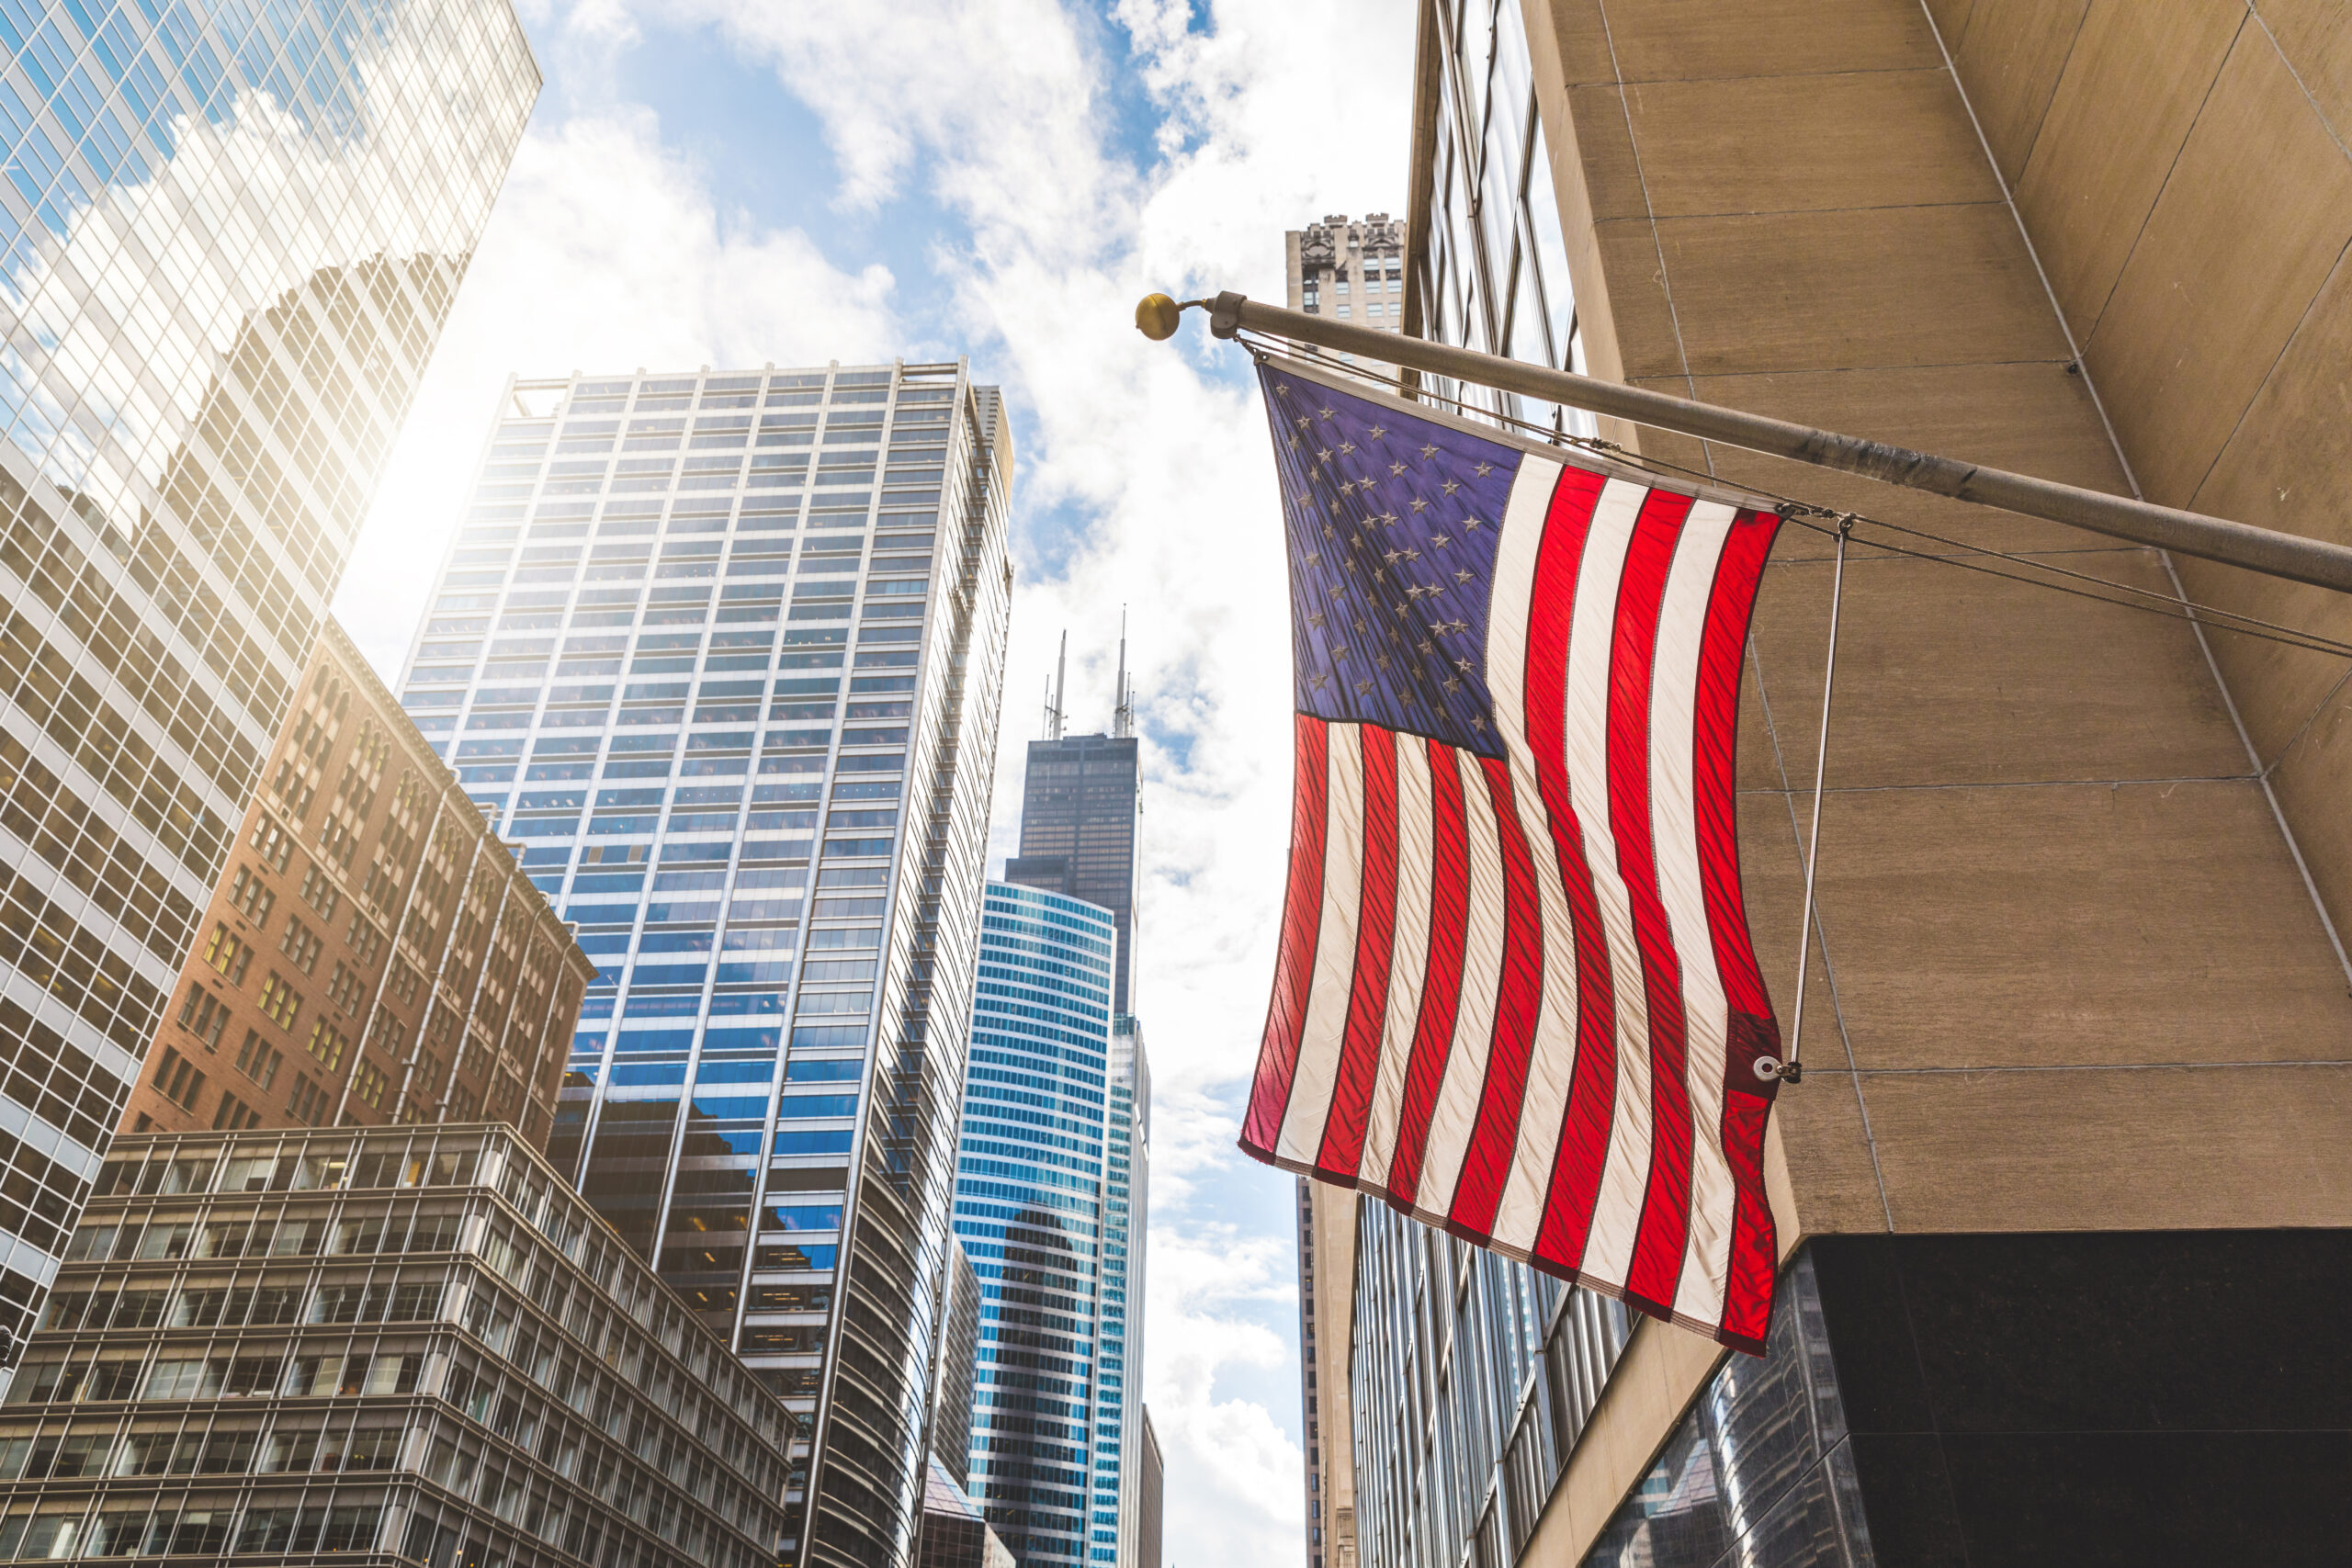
397 363 1014 1568
954 881 1149 1568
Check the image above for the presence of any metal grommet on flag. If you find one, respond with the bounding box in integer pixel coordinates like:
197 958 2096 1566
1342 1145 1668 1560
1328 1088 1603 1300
1235 354 1790 1356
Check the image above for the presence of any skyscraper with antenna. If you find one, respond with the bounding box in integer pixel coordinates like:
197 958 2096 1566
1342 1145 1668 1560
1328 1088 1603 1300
963 621 1150 1567
1004 625 1143 1013
1113 612 1136 740
1044 629 1069 740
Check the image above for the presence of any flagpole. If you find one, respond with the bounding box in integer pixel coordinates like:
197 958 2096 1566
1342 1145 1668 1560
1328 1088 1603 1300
1133 292 2352 598
1774 518 1852 1087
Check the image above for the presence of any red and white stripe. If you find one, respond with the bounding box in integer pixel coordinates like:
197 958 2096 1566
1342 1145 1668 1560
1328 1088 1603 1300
1241 463 1785 1353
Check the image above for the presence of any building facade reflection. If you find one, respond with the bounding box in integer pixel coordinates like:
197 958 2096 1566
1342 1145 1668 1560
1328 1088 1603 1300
0 0 535 1359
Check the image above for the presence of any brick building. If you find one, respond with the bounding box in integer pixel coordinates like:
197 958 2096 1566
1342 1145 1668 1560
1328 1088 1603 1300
128 623 591 1145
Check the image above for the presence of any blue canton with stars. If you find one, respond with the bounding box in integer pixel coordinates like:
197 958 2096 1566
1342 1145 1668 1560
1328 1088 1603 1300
1262 363 1525 761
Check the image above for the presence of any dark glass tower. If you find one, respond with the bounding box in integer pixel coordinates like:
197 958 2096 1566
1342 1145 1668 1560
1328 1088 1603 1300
1002 638 1142 1013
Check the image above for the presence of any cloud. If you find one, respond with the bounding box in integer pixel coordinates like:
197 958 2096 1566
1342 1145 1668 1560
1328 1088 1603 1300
650 2 1419 1559
334 108 897 665
336 6 1419 1562
665 5 1418 1561
655 0 1114 230
1144 1218 1306 1565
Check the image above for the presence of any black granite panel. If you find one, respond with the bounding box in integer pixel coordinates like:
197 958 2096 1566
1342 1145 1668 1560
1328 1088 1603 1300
1843 1432 1968 1568
1806 1236 1935 1434
1806 1230 2352 1568
1580 1232 2352 1568
1938 1431 2352 1567
1869 1231 2352 1437
1703 1273 1823 1540
1585 1417 1732 1568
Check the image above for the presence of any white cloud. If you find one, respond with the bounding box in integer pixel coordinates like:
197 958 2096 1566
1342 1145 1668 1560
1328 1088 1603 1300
653 2 1419 1558
1144 1218 1307 1565
336 5 1419 1562
671 4 1418 1559
334 107 896 666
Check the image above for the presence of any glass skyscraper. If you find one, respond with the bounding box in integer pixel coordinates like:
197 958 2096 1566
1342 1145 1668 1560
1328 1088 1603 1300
396 362 1012 1568
952 880 1148 1568
0 0 535 1357
1004 733 1140 1014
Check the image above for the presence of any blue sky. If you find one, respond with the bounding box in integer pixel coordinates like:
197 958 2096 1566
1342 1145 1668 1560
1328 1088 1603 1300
333 3 1419 1560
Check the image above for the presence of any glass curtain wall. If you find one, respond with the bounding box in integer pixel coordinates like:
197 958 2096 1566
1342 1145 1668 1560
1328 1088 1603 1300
0 0 535 1353
1350 1204 1631 1568
1102 1014 1146 1568
1007 734 1141 1014
395 363 1014 1568
1412 0 1589 435
953 883 1141 1568
1357 5 1644 1563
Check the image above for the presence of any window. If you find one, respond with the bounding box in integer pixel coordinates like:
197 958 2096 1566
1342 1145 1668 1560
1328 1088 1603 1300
280 918 322 975
327 962 367 1017
259 974 302 1031
228 867 275 928
152 1046 205 1111
177 986 231 1049
213 1093 261 1131
354 1059 389 1110
347 916 384 966
320 808 364 869
253 821 293 873
297 864 341 920
391 964 423 1006
203 924 252 983
234 1031 282 1090
305 1020 348 1074
288 1075 327 1125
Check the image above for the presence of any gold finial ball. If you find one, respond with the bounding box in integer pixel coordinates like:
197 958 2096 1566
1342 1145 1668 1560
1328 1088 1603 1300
1135 293 1182 342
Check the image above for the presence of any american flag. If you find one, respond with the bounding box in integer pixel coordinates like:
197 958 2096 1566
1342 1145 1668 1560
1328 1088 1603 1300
1238 358 1787 1352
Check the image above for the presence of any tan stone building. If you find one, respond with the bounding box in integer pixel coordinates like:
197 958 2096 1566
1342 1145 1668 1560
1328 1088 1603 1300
1291 1178 1356 1568
128 621 592 1146
1331 4 2352 1566
1286 214 1410 388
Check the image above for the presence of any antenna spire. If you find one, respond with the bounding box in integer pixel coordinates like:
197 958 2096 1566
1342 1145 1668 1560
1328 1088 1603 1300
1045 630 1068 740
1113 608 1135 739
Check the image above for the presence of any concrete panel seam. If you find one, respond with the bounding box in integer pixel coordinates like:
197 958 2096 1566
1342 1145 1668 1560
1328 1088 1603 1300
2182 240 2352 532
1914 0 2150 499
2249 2 2352 165
2066 15 2249 369
1748 633 1894 1230
1736 774 2261 795
1920 0 2352 992
1591 0 1708 453
2160 550 2352 989
1831 1059 2352 1075
2005 0 2095 187
2257 661 2352 781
